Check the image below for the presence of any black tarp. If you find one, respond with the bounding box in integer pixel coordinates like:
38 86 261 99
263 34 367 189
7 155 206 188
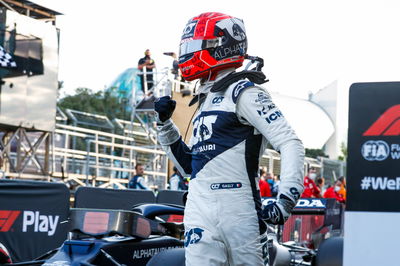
74 187 156 210
156 190 186 206
0 180 70 262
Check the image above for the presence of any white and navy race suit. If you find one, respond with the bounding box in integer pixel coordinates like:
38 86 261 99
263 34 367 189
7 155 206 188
157 70 304 266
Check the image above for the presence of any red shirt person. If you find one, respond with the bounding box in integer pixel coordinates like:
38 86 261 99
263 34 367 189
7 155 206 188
259 178 272 197
301 168 322 198
323 180 345 203
258 168 272 197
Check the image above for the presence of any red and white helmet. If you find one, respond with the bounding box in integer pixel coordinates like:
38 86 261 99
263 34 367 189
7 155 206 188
178 12 247 81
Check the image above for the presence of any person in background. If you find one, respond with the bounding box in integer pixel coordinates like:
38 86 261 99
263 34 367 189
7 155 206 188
323 179 345 203
266 172 275 191
169 166 188 190
171 52 179 79
163 52 180 79
337 176 346 201
138 49 156 92
259 167 271 197
316 176 326 195
271 175 280 197
301 167 322 198
128 163 149 190
0 153 5 179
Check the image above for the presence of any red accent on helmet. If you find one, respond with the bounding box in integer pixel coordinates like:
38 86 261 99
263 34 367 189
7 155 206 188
178 12 247 81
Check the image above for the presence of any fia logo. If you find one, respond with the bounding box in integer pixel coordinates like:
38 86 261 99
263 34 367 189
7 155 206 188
361 140 390 161
192 115 217 145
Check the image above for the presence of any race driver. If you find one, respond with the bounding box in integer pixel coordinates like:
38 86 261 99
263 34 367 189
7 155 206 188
155 12 304 266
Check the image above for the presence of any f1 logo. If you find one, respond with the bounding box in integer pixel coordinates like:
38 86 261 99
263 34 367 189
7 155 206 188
0 210 21 232
363 105 400 136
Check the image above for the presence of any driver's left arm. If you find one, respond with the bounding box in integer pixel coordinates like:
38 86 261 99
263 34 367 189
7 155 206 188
236 86 305 220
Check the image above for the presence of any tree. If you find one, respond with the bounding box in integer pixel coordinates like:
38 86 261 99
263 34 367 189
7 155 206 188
305 148 328 159
338 142 348 161
57 87 128 120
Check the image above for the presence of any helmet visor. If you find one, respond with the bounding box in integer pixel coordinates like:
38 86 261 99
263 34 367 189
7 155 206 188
179 38 222 57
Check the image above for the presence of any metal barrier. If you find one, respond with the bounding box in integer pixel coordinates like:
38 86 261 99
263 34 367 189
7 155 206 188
320 157 346 185
0 121 168 190
52 123 168 189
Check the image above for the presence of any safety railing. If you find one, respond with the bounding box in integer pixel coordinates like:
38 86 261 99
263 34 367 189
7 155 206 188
52 123 168 189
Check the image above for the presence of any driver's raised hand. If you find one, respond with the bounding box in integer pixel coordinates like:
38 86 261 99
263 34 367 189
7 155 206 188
154 96 176 123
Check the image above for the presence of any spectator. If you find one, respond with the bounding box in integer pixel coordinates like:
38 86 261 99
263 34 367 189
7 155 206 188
163 52 180 79
271 175 280 197
0 153 4 179
301 167 322 198
169 166 188 190
128 164 149 190
266 172 275 191
138 49 156 93
337 176 347 201
259 168 271 197
316 176 326 195
323 179 345 203
171 52 179 79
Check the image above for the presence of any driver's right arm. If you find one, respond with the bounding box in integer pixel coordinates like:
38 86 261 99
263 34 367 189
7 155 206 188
157 120 193 177
155 96 192 177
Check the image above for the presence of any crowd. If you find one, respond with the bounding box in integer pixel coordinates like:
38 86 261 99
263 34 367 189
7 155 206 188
257 166 346 203
127 163 346 204
301 167 346 203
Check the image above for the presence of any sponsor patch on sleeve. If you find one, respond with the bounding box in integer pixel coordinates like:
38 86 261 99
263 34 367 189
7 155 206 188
232 81 254 103
256 107 284 124
255 92 271 104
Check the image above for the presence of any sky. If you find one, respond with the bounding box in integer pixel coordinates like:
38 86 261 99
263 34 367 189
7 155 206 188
33 0 400 99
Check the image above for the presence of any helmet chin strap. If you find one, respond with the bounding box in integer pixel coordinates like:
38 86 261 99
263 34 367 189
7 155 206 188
206 70 213 82
200 70 215 83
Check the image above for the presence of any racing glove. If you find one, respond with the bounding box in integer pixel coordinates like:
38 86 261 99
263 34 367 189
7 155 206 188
155 96 180 146
262 194 296 225
154 96 176 123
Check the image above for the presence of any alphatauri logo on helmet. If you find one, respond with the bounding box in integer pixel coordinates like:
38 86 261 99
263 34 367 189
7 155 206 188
232 23 246 41
216 18 246 42
182 21 197 39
